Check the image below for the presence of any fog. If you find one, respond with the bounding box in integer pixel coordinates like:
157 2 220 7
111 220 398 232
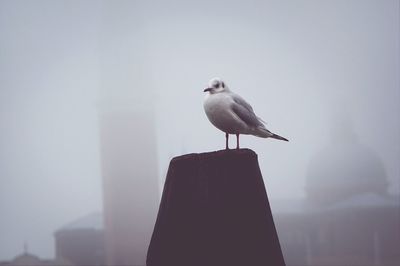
0 0 399 263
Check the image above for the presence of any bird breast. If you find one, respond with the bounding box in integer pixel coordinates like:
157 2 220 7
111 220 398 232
203 93 248 134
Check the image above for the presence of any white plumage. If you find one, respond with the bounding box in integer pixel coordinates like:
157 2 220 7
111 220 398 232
203 77 288 149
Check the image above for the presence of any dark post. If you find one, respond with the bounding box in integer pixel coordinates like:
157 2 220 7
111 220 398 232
147 149 286 266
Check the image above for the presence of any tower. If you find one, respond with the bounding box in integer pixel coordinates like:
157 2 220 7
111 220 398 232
98 2 159 265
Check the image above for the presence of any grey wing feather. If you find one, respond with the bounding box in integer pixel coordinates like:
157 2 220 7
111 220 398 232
231 94 264 128
233 93 254 112
257 116 267 125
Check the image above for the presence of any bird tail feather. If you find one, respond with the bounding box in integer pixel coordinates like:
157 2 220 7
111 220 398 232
270 133 289 142
255 127 289 141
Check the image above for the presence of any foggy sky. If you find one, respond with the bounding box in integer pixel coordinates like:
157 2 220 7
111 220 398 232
0 0 399 260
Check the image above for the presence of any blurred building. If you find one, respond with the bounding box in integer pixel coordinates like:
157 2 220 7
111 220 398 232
273 118 400 266
54 212 105 266
0 248 72 266
98 2 159 265
274 194 399 266
0 212 105 266
99 108 159 266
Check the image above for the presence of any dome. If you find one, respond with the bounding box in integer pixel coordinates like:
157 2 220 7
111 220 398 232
12 253 41 266
305 112 388 205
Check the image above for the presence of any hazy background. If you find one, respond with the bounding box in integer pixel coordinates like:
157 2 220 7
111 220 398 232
0 0 399 260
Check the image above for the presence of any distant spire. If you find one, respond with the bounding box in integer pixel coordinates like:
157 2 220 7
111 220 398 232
23 241 28 254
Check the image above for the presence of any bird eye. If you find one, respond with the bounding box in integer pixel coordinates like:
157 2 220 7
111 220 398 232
214 82 220 88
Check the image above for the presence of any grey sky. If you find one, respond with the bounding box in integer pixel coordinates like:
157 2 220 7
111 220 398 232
0 0 399 260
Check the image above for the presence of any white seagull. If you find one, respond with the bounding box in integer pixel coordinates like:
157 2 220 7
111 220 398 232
203 77 288 149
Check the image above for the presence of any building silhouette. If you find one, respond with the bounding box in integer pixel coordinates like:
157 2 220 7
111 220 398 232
273 116 400 266
54 212 105 266
0 247 72 266
99 108 159 265
98 2 159 265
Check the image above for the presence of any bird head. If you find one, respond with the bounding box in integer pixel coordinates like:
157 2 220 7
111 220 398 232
203 77 229 94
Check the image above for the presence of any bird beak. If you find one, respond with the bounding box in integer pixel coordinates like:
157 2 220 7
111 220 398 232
204 88 212 92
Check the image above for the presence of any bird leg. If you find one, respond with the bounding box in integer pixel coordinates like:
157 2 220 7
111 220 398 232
225 132 229 150
236 133 240 149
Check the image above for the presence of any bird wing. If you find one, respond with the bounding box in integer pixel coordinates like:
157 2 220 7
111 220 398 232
231 93 264 128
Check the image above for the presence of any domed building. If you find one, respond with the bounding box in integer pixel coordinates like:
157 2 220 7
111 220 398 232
0 213 104 266
9 252 41 266
305 134 388 205
272 116 400 266
0 248 73 266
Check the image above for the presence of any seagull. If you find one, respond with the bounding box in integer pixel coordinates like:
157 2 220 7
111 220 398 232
203 77 288 149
